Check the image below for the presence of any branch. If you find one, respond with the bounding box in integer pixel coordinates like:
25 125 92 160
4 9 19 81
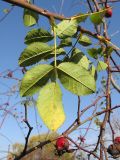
67 136 100 159
110 56 120 71
2 0 67 20
21 104 33 155
81 95 105 116
98 0 120 4
77 96 81 124
14 140 51 160
111 75 120 93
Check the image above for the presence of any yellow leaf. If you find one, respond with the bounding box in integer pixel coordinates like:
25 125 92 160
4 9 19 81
37 82 65 131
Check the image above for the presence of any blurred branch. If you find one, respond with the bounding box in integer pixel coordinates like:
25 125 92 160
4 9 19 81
21 104 33 155
111 75 120 93
98 0 120 4
2 0 66 20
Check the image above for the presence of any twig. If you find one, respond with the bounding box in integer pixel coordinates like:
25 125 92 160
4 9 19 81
111 75 120 93
110 56 120 71
77 96 80 124
66 136 100 159
98 0 120 4
21 104 33 155
2 0 67 20
14 140 51 160
87 0 94 12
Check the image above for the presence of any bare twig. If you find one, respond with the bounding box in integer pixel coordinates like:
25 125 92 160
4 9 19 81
22 104 33 155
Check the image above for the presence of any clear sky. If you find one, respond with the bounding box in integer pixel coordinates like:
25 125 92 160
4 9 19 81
0 0 120 159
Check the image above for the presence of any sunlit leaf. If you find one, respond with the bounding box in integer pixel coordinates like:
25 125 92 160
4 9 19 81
97 61 108 71
23 9 38 27
55 19 79 39
20 64 53 96
37 82 65 131
44 48 66 60
70 48 90 69
24 28 53 44
19 42 53 67
58 62 96 95
78 35 92 46
59 38 72 48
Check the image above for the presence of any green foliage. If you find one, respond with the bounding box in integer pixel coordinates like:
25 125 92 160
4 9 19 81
70 48 90 69
37 82 65 131
24 28 54 44
55 19 80 39
19 42 53 67
57 62 96 95
20 64 54 96
97 61 108 71
59 38 72 48
90 11 105 25
23 9 38 27
18 8 113 130
78 35 92 46
87 48 102 59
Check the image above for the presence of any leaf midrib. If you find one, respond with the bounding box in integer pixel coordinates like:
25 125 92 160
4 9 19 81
57 20 77 36
25 35 53 43
23 66 53 95
19 47 53 65
58 67 95 92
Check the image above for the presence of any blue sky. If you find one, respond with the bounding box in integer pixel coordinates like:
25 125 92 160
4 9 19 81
0 0 120 158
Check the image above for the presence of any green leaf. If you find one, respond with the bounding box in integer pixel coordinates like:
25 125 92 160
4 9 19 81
59 38 72 48
87 48 101 59
55 19 79 39
23 9 38 27
103 46 113 57
20 64 53 96
24 28 54 44
70 48 90 69
58 62 96 95
44 48 66 60
19 42 53 67
78 35 92 46
37 82 65 131
90 11 105 25
51 48 66 55
78 56 90 69
97 61 108 71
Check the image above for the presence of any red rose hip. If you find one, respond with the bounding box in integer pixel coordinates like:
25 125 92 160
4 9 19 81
105 5 112 18
56 137 69 151
114 137 120 144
